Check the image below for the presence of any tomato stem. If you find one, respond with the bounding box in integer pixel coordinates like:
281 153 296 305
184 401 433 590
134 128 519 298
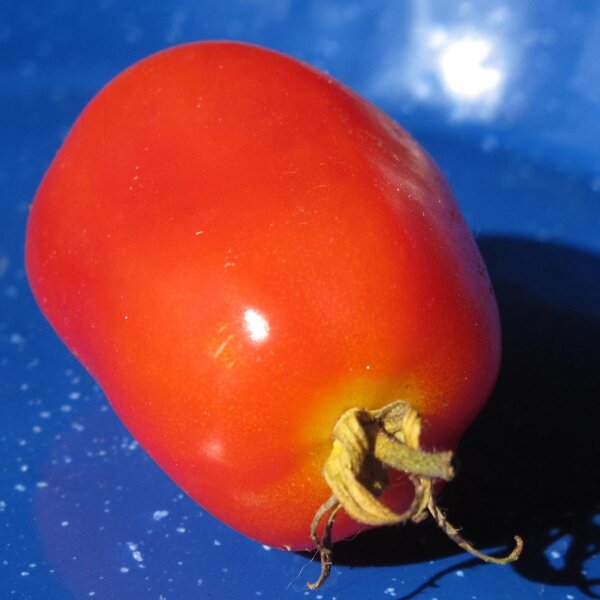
306 400 523 589
427 500 524 564
307 496 340 591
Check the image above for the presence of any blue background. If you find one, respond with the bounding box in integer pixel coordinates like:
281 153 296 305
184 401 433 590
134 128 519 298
1 1 599 599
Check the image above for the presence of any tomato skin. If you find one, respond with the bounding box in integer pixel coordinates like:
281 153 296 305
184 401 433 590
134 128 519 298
26 42 500 550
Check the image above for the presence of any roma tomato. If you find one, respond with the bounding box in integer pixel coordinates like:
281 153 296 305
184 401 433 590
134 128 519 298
26 42 519 583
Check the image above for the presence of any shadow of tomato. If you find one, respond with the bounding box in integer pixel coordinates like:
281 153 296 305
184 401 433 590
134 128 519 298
329 235 600 599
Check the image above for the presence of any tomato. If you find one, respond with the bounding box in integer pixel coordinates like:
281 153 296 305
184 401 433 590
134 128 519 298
26 42 515 577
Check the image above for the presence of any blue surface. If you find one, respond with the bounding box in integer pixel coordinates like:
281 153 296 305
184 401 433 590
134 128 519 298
2 1 599 599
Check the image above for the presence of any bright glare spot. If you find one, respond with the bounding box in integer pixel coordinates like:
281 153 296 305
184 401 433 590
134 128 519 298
243 308 270 343
439 37 502 98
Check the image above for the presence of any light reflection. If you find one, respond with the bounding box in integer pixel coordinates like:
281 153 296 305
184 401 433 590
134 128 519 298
243 308 270 343
439 36 503 99
367 12 509 122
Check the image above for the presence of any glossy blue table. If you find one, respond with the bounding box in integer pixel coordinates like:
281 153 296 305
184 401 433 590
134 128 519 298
2 2 599 598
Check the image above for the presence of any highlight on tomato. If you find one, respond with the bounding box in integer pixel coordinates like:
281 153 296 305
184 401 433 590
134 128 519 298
25 41 521 588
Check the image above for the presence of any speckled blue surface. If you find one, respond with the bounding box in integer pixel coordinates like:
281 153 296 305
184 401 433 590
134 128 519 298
2 2 599 599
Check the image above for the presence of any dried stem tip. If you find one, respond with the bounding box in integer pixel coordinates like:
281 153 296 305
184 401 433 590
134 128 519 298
307 400 523 589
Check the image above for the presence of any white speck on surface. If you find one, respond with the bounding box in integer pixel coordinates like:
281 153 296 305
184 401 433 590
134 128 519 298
165 8 189 43
153 510 169 521
224 247 236 269
481 134 498 152
551 550 561 559
72 422 85 432
262 544 271 551
0 501 6 511
61 521 69 527
14 484 25 492
32 425 42 433
120 567 129 573
384 587 396 596
21 571 30 577
197 578 203 586
10 333 25 346
127 542 143 562
5 284 18 297
60 404 72 413
176 527 186 533
69 391 81 400
36 481 48 488
39 411 51 419
456 569 465 577
19 464 28 472
0 254 8 278
213 539 221 546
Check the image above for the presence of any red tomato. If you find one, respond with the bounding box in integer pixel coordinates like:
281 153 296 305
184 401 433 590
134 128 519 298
26 42 500 552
